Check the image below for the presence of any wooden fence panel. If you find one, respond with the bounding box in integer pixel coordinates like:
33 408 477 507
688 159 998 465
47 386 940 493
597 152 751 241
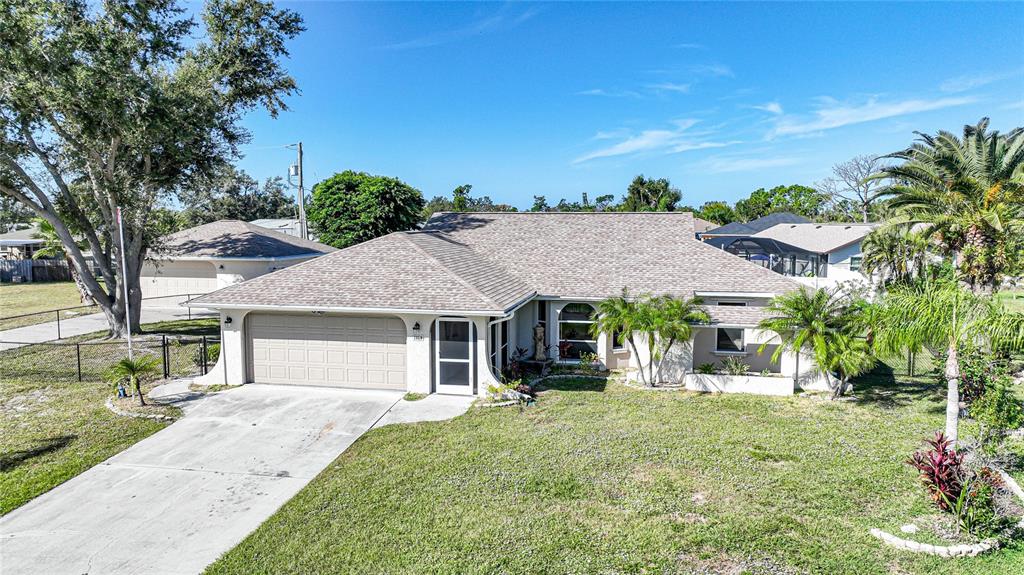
0 259 71 283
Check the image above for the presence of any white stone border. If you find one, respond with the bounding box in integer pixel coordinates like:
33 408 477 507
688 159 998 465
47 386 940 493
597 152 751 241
105 397 177 422
622 380 686 392
870 466 1024 558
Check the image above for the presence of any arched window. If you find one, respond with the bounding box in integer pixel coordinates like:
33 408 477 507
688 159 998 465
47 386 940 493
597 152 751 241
558 303 597 360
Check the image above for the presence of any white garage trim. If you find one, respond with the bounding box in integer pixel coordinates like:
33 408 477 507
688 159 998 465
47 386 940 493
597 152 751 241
141 260 218 299
247 313 407 390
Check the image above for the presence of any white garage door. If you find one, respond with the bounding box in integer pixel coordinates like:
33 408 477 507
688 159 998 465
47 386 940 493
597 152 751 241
141 261 218 299
248 314 407 390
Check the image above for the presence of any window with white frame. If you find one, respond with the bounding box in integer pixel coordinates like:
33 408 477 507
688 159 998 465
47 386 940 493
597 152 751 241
716 328 745 353
849 255 863 272
489 320 509 373
558 303 597 360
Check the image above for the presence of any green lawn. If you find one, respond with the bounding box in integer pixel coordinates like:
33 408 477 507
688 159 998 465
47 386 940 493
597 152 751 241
0 282 94 331
0 317 218 515
207 373 1022 575
998 290 1024 312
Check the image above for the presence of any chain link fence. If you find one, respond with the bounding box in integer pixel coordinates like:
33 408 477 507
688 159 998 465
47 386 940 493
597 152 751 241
0 335 220 383
873 349 939 377
0 293 211 334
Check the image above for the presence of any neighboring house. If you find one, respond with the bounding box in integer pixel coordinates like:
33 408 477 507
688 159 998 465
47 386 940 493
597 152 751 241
142 220 334 299
692 217 717 238
698 212 810 240
703 215 876 289
249 218 303 238
0 224 43 259
188 212 828 397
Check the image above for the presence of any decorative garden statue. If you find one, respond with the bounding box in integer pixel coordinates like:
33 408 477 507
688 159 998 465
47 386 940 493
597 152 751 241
533 324 546 361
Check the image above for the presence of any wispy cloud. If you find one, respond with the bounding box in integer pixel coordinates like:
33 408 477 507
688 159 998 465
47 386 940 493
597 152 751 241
940 69 1022 93
692 63 734 78
381 6 539 50
751 101 783 115
646 82 692 94
573 120 732 164
702 155 800 173
769 96 976 138
673 42 706 50
576 88 642 98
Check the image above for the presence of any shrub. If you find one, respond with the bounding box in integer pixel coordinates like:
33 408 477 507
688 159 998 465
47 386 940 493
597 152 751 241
907 432 965 512
697 363 716 374
578 352 601 375
192 342 220 368
971 378 1024 449
721 356 750 375
944 348 1009 404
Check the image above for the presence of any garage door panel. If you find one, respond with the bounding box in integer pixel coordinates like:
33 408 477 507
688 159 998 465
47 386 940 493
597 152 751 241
249 313 406 390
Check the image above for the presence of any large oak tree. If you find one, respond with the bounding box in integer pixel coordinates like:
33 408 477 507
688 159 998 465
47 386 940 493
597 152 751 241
0 0 303 337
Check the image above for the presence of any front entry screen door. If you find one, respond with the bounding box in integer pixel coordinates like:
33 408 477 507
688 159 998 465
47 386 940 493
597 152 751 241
436 319 473 394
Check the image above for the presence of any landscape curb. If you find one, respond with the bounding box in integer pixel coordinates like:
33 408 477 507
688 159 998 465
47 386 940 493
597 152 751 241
105 397 178 422
869 467 1024 558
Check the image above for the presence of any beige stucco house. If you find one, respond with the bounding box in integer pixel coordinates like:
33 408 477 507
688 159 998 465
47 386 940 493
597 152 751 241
141 220 334 300
188 212 828 397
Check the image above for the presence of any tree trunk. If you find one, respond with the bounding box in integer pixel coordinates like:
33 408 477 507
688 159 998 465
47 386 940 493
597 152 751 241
65 254 95 305
944 343 960 441
134 378 146 406
626 337 647 387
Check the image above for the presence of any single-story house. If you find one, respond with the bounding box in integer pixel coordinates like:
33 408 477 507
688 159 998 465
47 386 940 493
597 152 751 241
698 212 810 240
0 224 44 259
249 218 303 238
188 212 829 397
142 220 334 300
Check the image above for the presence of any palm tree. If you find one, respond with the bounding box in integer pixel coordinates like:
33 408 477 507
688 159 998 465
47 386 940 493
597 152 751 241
821 333 875 399
874 280 1024 441
590 290 709 387
873 118 1024 292
592 290 647 385
32 218 95 305
106 355 160 406
860 226 933 287
757 287 866 398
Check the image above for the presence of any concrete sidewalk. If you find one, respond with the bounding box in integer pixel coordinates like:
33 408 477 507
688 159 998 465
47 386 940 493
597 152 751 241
0 384 473 575
0 307 216 351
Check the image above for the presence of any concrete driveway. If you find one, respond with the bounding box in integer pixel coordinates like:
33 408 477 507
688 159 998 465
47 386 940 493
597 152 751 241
0 385 409 574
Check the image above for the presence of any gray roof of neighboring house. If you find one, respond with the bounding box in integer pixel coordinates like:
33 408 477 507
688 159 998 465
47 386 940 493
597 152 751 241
189 212 802 314
692 217 717 234
249 218 300 230
188 231 535 313
753 222 877 254
154 220 334 259
0 225 44 246
703 212 811 237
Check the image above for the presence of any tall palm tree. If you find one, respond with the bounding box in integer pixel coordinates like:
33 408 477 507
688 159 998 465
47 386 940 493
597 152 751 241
875 280 1024 441
105 355 161 406
31 218 95 305
873 118 1024 292
860 226 933 287
757 287 865 398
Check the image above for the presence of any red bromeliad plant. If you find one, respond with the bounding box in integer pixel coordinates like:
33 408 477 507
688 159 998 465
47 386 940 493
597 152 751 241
907 432 966 512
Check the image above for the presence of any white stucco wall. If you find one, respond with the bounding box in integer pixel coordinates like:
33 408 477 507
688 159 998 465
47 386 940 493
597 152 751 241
142 256 319 301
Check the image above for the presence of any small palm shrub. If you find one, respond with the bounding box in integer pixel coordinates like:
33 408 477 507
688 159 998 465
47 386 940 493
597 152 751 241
105 355 161 406
578 352 601 375
696 363 716 374
721 356 750 375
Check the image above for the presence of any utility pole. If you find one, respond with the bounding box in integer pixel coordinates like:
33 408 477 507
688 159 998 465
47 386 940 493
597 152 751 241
296 141 307 240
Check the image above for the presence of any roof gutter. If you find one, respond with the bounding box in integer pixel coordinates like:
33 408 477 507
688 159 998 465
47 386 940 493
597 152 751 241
149 253 323 263
182 300 512 317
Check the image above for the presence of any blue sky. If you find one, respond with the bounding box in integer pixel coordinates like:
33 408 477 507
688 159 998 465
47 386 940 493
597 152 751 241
236 1 1024 210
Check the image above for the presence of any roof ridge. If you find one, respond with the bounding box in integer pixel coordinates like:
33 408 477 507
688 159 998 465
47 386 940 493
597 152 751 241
399 232 503 309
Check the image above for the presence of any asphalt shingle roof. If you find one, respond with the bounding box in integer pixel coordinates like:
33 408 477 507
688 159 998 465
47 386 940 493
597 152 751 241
703 212 810 236
753 223 876 254
155 220 334 259
190 212 803 315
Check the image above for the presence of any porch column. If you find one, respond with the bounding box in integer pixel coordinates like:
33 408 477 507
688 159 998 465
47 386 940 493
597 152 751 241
194 309 250 386
399 313 436 395
472 316 502 396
